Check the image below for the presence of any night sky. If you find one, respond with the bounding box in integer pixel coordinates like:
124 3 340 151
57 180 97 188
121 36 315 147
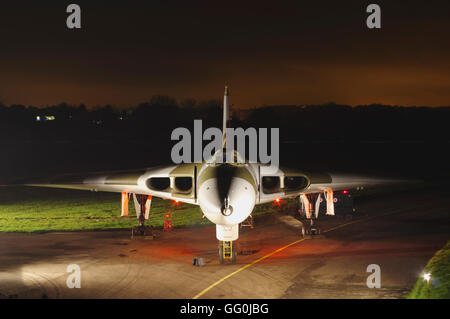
1 0 449 108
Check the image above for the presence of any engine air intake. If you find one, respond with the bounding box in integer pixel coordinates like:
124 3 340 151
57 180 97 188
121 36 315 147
174 177 192 193
262 176 281 194
284 176 309 191
146 177 170 191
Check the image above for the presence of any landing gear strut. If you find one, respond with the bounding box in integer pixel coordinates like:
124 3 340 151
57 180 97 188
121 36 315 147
218 241 236 264
301 218 322 237
131 194 154 238
299 193 324 238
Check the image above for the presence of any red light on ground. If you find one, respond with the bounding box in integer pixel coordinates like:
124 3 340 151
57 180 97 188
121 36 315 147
171 199 181 208
342 190 349 194
273 197 283 208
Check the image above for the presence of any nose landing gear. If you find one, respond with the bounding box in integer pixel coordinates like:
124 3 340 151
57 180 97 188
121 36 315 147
219 241 236 264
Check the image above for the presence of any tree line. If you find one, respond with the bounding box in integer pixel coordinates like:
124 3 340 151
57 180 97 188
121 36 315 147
1 96 449 143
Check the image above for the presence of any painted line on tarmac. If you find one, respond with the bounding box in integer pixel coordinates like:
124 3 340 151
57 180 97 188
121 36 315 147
192 207 411 299
192 237 306 299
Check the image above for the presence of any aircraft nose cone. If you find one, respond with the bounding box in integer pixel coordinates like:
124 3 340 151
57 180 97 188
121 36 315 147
198 176 256 225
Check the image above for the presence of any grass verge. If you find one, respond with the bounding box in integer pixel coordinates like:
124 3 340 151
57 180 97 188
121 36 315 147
0 180 432 233
407 241 450 299
0 186 283 233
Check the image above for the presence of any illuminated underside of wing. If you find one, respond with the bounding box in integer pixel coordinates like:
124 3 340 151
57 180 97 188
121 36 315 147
257 164 405 204
26 163 202 205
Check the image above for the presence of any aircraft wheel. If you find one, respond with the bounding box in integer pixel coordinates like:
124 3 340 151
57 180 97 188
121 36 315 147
231 247 237 263
219 245 224 264
218 243 236 264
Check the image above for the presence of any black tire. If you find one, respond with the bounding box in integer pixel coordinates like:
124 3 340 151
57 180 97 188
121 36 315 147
144 226 153 236
218 243 237 263
219 246 224 264
231 248 236 263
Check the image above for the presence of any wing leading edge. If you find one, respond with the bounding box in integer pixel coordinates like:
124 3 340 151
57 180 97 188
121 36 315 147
26 164 201 205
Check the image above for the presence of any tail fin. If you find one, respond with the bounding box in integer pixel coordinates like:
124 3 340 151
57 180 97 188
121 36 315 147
222 85 230 147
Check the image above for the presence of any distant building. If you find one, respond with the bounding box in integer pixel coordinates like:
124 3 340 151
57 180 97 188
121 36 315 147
36 115 56 121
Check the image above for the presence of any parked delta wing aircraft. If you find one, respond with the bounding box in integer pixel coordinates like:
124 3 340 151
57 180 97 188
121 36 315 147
27 87 399 263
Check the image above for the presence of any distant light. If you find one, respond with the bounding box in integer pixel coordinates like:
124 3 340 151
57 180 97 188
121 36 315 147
423 273 431 281
45 115 55 121
36 116 41 121
275 198 280 203
342 190 349 194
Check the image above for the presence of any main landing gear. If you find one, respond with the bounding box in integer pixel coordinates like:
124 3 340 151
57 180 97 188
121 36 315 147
131 194 154 238
299 193 325 239
301 218 322 237
132 224 154 237
219 241 237 264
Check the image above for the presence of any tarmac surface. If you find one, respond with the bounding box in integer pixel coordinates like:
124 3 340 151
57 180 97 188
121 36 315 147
0 189 449 299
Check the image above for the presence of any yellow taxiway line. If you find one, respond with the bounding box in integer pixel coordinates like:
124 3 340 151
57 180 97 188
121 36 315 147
193 208 408 299
192 237 307 299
